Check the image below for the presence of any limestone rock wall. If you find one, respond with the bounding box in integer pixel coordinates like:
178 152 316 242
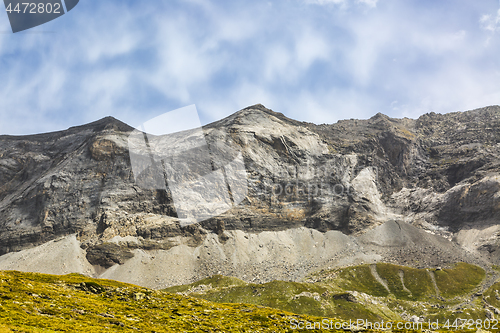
1 104 500 273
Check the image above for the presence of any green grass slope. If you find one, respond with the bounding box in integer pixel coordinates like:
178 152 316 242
334 264 389 297
165 262 493 326
375 263 435 300
433 263 485 298
0 270 359 333
0 263 493 332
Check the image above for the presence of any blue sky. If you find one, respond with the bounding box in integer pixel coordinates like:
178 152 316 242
0 0 500 134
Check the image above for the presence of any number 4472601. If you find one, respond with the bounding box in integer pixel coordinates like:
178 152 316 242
6 2 62 14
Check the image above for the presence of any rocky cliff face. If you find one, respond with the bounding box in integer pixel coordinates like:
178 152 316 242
1 104 499 288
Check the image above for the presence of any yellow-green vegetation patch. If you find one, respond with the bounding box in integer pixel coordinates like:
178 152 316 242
164 274 247 294
425 307 489 323
433 263 485 298
0 267 490 333
0 324 11 333
187 280 331 316
482 281 500 309
0 270 359 332
329 263 483 301
167 277 393 321
168 262 491 329
375 263 436 301
328 297 383 322
335 265 389 297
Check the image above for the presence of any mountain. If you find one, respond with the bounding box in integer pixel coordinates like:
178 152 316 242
1 104 500 289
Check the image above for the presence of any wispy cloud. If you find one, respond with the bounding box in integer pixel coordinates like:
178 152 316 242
480 8 500 32
0 0 499 135
305 0 378 8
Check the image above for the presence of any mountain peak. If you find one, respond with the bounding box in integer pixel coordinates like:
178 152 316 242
69 116 134 133
206 104 306 130
370 112 390 120
241 103 271 112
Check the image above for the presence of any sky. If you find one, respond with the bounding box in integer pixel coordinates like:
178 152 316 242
0 0 500 135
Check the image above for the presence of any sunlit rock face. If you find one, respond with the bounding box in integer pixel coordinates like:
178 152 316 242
1 104 500 288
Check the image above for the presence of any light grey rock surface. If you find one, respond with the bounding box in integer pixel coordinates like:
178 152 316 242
1 104 499 288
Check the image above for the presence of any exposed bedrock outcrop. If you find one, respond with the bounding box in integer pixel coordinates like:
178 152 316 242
1 104 500 285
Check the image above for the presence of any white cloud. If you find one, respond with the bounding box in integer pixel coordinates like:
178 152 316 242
260 29 331 84
305 0 346 5
480 8 500 32
0 1 499 135
305 0 378 8
263 44 293 82
295 29 331 68
356 0 378 8
284 88 378 124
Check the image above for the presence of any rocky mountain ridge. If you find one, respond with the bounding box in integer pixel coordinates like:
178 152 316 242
1 104 499 288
